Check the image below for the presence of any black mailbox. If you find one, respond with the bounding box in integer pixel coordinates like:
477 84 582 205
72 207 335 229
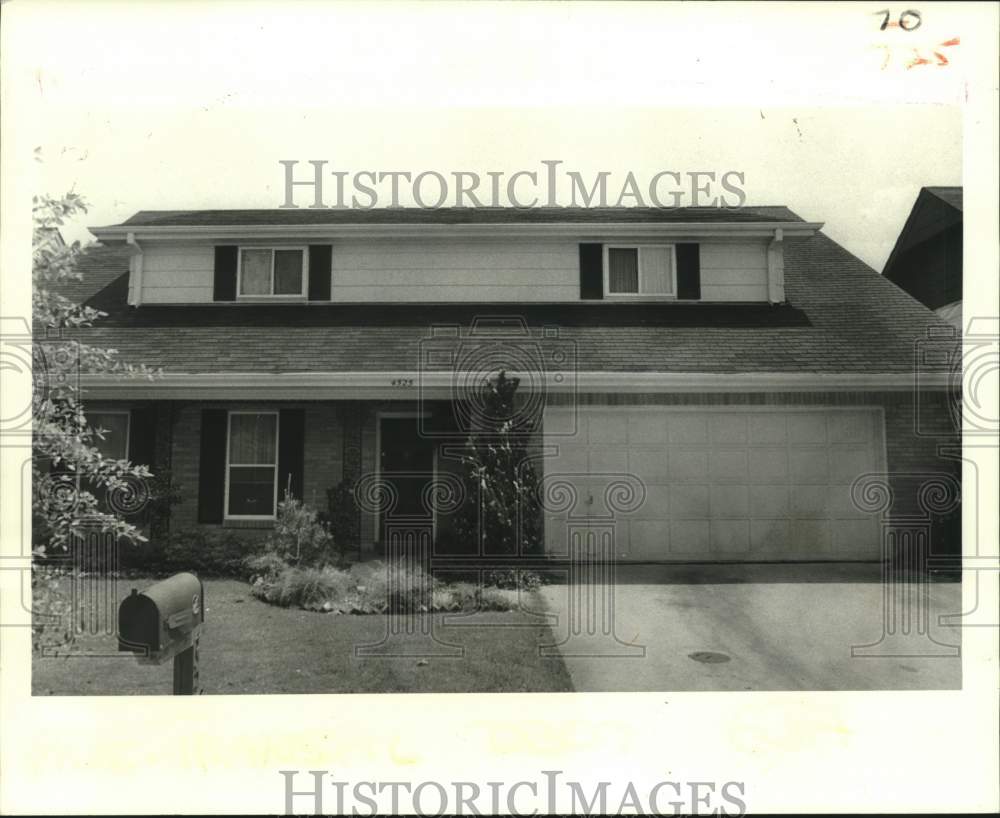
118 572 204 664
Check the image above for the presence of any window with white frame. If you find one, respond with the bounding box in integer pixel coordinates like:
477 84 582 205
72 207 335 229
88 411 130 460
605 245 676 296
238 248 306 297
226 412 279 518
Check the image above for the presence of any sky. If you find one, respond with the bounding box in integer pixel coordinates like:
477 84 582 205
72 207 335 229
28 105 960 272
6 2 969 271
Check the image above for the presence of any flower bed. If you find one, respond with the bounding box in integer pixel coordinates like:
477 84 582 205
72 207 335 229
246 557 541 614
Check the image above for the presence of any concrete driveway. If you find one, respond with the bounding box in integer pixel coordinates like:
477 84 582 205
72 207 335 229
538 564 962 690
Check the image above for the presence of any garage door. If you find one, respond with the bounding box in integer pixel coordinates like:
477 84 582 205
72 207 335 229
542 406 885 562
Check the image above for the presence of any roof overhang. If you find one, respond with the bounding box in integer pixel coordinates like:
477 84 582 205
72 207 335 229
89 221 823 243
80 370 954 400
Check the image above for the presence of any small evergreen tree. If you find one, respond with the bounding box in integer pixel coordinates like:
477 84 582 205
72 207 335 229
452 371 542 555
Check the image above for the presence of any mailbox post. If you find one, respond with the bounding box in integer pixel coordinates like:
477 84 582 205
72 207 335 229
172 640 199 695
118 572 205 695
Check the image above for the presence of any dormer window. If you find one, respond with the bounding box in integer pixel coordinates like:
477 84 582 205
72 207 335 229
605 245 676 297
238 247 307 298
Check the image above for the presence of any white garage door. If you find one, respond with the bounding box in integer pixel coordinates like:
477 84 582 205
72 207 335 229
542 406 885 562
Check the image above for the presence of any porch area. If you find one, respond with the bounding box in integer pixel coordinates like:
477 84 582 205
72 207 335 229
98 397 538 558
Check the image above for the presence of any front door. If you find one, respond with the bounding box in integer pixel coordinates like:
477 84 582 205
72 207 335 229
379 416 435 539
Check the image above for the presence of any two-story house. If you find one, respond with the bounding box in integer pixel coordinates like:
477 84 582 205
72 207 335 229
67 206 959 563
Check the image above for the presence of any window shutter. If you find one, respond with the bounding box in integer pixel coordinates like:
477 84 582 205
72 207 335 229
277 409 305 502
579 243 604 300
308 245 332 301
213 246 238 301
198 409 228 523
128 406 158 469
676 243 701 300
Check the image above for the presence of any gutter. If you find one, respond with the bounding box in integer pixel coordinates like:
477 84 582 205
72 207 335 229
78 370 956 400
89 220 825 243
126 232 143 306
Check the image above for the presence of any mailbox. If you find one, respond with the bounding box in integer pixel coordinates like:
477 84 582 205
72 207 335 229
118 572 204 664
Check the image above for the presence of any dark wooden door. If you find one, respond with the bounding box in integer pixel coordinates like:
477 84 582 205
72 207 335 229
379 416 435 522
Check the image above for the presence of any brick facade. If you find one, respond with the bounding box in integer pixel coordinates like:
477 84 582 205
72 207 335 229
119 389 959 558
168 401 344 534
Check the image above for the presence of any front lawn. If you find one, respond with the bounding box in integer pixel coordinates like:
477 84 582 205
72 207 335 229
32 577 574 695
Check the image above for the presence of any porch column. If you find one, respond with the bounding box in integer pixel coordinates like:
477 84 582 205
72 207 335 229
150 401 174 542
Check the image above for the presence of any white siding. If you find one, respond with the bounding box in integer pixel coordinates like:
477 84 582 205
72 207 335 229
330 239 579 302
140 243 215 303
699 241 769 301
135 237 773 304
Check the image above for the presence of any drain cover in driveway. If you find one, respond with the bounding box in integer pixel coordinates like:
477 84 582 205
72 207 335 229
688 651 731 664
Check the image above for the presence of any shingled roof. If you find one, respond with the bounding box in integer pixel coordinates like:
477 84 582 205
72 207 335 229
924 187 963 212
106 206 799 229
50 209 955 377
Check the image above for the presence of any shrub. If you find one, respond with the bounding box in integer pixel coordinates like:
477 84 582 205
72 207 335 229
478 586 521 611
243 551 287 582
425 581 520 613
265 491 336 566
250 563 358 612
326 479 360 562
350 561 438 614
274 566 354 611
431 586 464 612
162 529 260 577
248 559 540 614
115 528 261 577
31 565 75 654
482 568 545 592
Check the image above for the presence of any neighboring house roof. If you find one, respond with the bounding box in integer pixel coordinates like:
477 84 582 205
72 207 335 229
50 208 957 378
883 186 962 283
924 186 963 212
935 301 963 331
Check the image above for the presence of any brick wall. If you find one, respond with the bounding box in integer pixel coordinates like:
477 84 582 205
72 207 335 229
168 401 344 534
303 403 344 511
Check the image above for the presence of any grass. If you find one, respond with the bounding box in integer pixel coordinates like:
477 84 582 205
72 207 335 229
32 576 574 695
